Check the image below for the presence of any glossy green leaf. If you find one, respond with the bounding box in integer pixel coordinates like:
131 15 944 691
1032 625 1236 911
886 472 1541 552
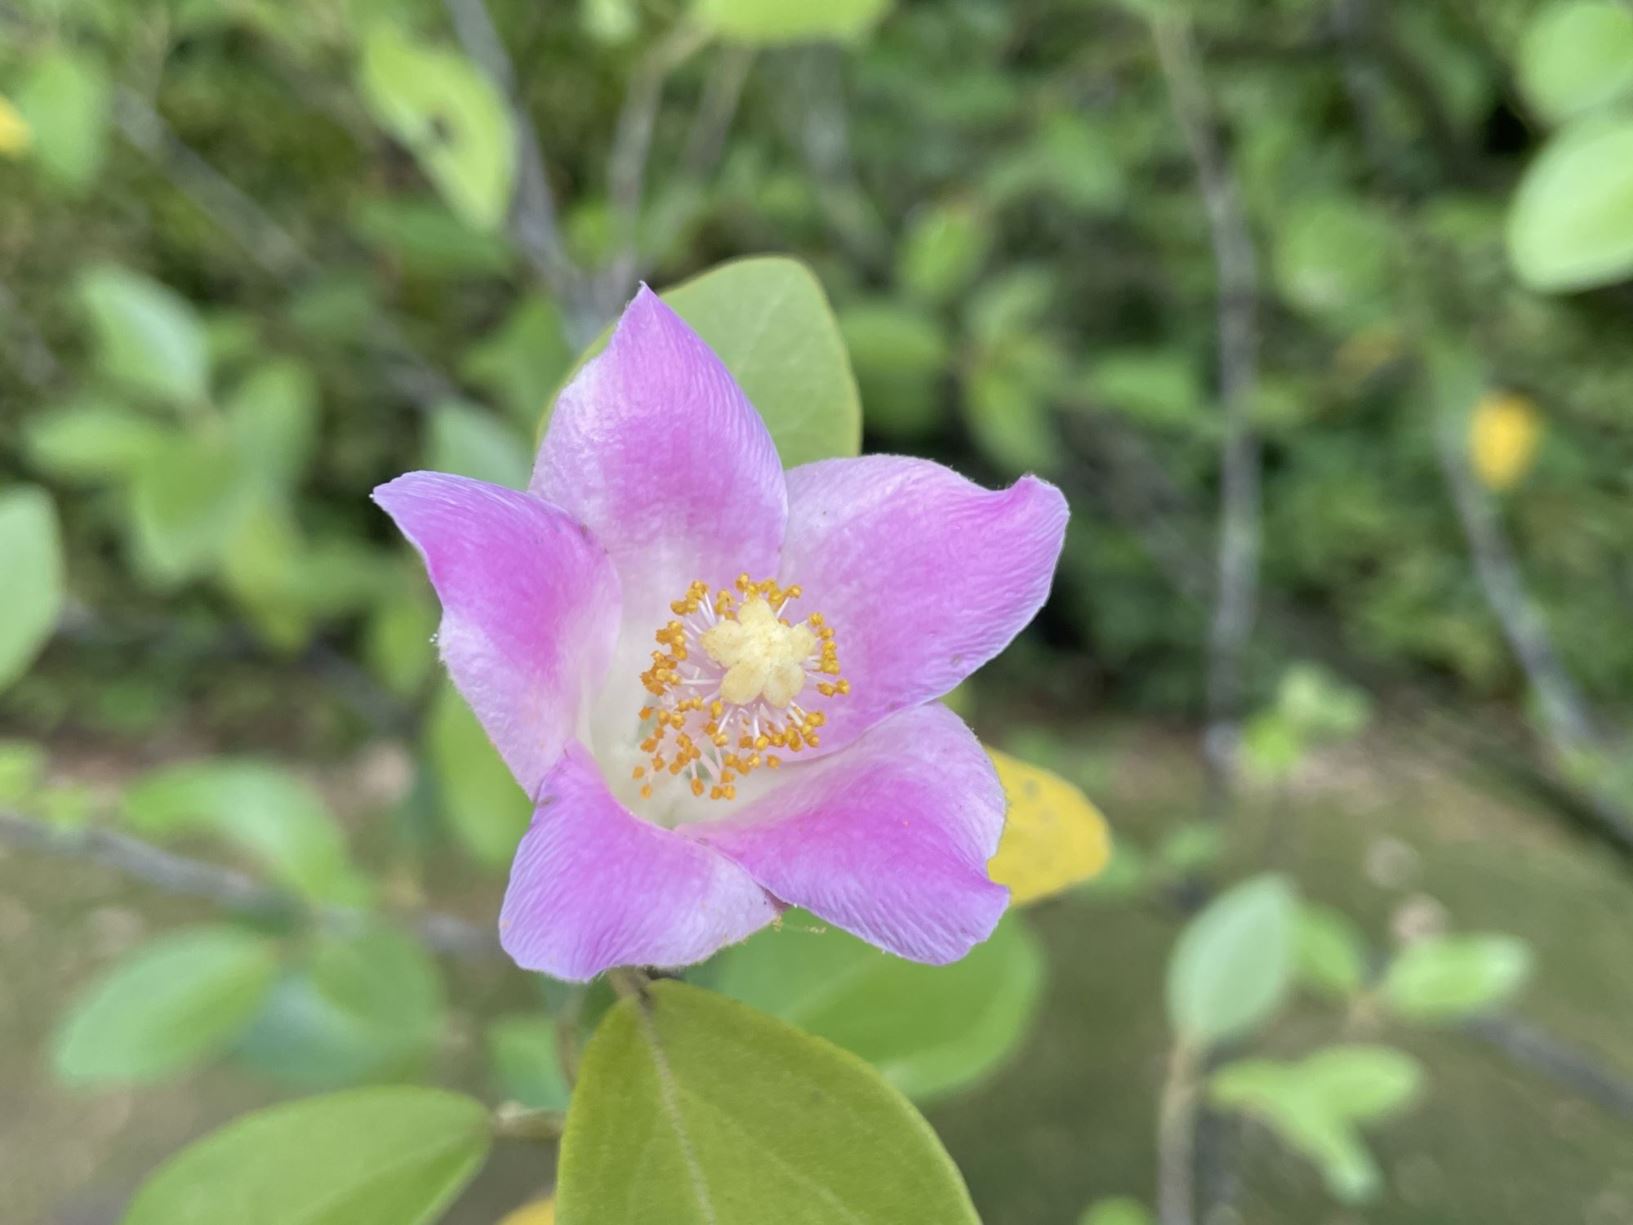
1382 934 1532 1021
1166 874 1296 1046
54 925 278 1085
1507 117 1633 291
488 1014 571 1110
124 759 368 905
77 265 210 404
15 48 110 190
426 400 530 488
714 913 1043 1101
23 398 169 482
557 981 980 1224
234 926 444 1088
0 487 64 693
359 26 516 231
547 257 861 467
1294 904 1368 999
123 1087 491 1225
691 0 892 45
426 682 531 867
1517 1 1633 124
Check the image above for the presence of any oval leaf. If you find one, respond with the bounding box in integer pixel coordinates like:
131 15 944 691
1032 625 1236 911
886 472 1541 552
123 1087 491 1225
0 486 64 693
546 257 862 468
54 925 278 1086
1382 933 1532 1021
1507 117 1633 291
556 981 980 1224
77 265 209 404
1518 1 1633 124
1166 874 1297 1046
987 748 1112 906
713 912 1043 1102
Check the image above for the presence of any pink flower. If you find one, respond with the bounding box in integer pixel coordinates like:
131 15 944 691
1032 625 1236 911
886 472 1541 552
375 288 1068 980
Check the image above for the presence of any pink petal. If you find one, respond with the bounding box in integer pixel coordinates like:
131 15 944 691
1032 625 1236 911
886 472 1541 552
531 286 786 630
374 472 620 798
779 456 1067 756
501 745 779 979
688 704 1008 965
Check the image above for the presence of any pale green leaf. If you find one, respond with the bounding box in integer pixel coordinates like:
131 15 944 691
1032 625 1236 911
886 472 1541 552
54 925 278 1085
225 359 319 488
1166 874 1296 1046
488 1015 571 1110
691 0 892 45
15 48 110 189
1517 1 1633 124
359 26 516 231
425 400 530 488
78 265 210 404
713 913 1044 1102
557 981 980 1224
0 487 64 693
23 398 169 482
1294 904 1368 999
1383 934 1532 1021
1507 117 1633 291
122 1087 491 1225
128 431 247 583
426 682 531 867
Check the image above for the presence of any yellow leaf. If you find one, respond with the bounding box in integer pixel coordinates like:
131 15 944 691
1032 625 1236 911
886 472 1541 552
0 95 32 157
498 1199 555 1225
986 748 1111 906
1469 391 1542 491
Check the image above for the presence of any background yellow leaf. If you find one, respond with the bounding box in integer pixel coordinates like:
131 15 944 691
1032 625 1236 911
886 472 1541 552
498 1199 555 1225
987 748 1111 905
0 95 32 156
1469 392 1542 491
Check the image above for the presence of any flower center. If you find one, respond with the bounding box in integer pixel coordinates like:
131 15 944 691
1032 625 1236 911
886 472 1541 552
635 574 848 802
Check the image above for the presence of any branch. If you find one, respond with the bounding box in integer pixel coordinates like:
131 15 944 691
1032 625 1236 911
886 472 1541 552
1151 14 1264 813
441 0 582 311
600 23 709 315
1156 1044 1200 1225
0 808 502 961
1468 1015 1633 1122
682 46 755 181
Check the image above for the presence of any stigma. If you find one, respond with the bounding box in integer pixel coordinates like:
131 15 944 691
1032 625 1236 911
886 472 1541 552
636 574 848 802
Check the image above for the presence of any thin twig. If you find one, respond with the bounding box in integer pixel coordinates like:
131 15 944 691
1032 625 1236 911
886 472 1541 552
0 808 501 960
601 23 710 313
1151 14 1264 815
1156 1043 1200 1225
492 1103 567 1142
682 46 755 180
441 0 582 313
1467 1015 1633 1122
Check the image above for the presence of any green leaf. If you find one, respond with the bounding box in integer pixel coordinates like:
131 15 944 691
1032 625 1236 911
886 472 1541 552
425 400 530 488
837 300 949 439
713 913 1044 1102
14 48 110 190
1297 1046 1424 1122
557 981 980 1224
54 925 278 1086
225 359 319 489
691 0 892 45
1079 1199 1154 1225
124 760 368 905
359 26 516 231
0 739 47 805
547 257 861 468
1166 874 1296 1046
1294 904 1368 999
0 487 64 693
1382 934 1532 1021
426 682 532 867
488 1014 571 1110
122 1087 491 1225
898 201 992 306
24 398 169 482
1507 116 1633 291
463 295 573 428
77 265 210 404
1272 198 1397 324
351 195 514 277
129 430 247 584
234 927 445 1089
1517 1 1633 124
1082 349 1202 430
364 578 439 697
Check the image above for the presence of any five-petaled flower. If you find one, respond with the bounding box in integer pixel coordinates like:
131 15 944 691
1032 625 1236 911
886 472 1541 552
375 287 1068 981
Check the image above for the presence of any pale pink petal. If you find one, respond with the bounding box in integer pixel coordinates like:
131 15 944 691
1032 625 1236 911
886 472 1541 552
501 745 779 980
778 456 1067 756
374 472 619 798
531 286 786 630
688 704 1007 964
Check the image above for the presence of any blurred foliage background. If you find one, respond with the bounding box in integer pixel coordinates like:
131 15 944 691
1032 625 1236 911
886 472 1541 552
4 0 1633 1222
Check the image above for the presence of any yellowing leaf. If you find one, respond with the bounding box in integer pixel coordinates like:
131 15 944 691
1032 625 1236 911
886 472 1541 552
499 1199 555 1225
986 748 1111 906
0 94 33 156
1469 392 1542 491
